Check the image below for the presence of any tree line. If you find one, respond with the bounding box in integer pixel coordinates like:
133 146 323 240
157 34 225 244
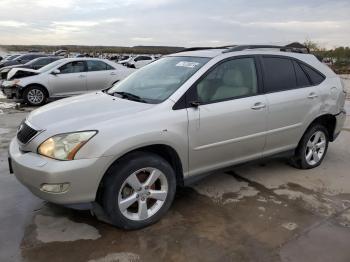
0 45 184 55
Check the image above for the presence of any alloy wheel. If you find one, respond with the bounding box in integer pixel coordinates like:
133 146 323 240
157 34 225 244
305 130 326 166
118 167 168 221
27 89 44 105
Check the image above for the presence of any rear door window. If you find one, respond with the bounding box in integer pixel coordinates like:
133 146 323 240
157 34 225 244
87 60 114 71
299 63 325 85
59 61 86 74
33 58 49 66
262 57 296 92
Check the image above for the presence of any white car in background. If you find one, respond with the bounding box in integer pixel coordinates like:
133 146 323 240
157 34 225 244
126 55 155 69
1 58 135 106
118 56 133 66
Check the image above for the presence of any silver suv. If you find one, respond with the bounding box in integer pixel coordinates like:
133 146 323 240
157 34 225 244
9 45 347 229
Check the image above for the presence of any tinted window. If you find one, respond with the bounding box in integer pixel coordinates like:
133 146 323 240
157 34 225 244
59 61 86 74
87 60 110 71
17 55 30 62
135 56 152 61
299 63 325 85
32 58 50 66
196 58 258 103
262 57 296 92
293 61 311 87
48 58 59 64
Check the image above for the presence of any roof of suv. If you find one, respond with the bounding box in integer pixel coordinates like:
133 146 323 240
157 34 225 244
169 49 226 58
169 45 312 58
169 46 336 78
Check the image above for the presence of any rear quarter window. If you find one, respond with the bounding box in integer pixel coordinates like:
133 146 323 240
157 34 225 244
293 61 311 87
299 63 325 85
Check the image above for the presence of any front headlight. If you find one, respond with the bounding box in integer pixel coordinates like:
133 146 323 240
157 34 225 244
38 131 97 160
12 79 20 85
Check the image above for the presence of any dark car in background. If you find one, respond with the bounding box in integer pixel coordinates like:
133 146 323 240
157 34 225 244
0 53 47 69
0 57 61 84
1 54 21 62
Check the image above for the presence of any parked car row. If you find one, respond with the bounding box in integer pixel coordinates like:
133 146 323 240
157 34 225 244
118 55 155 68
0 57 61 82
1 58 135 106
0 53 52 69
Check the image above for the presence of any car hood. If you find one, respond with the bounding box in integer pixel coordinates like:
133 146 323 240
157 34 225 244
7 68 39 80
27 92 155 132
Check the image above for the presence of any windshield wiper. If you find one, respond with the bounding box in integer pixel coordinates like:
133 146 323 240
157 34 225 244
113 91 148 103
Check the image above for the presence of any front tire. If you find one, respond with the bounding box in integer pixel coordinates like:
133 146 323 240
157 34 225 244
102 152 176 229
23 85 47 106
290 124 329 169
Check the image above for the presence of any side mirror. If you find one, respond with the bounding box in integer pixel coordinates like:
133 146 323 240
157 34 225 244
51 69 60 75
190 101 201 108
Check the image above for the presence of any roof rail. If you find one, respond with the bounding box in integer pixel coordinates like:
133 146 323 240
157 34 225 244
222 45 309 54
175 46 230 53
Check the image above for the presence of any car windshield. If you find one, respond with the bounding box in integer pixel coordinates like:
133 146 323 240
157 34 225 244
5 55 20 61
38 60 63 73
108 56 209 103
25 58 41 66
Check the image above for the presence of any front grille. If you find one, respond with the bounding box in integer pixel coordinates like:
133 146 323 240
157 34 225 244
17 122 38 144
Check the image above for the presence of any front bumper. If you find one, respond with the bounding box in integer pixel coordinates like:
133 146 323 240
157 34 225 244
1 83 21 98
9 138 113 205
333 110 347 141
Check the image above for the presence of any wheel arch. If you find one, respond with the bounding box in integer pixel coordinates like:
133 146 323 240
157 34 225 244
96 144 185 203
20 83 49 98
303 114 337 142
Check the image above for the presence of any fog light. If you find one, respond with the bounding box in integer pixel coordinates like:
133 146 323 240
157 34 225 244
40 183 70 193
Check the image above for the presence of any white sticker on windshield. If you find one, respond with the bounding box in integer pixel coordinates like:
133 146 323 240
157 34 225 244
176 61 200 68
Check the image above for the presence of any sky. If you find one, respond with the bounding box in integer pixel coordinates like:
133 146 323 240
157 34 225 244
0 0 349 48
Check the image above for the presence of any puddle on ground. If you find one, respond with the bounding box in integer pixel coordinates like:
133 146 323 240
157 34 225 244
273 188 339 217
192 173 259 204
88 252 140 262
35 215 101 243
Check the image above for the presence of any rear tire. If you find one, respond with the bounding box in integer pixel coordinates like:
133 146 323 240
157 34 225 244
102 152 176 230
290 124 329 169
23 85 47 106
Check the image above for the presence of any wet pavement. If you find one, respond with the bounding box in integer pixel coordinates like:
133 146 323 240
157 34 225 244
1 92 350 262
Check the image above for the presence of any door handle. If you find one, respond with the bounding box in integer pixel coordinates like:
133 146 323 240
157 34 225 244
251 102 266 110
110 72 116 75
308 93 318 99
79 75 85 78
